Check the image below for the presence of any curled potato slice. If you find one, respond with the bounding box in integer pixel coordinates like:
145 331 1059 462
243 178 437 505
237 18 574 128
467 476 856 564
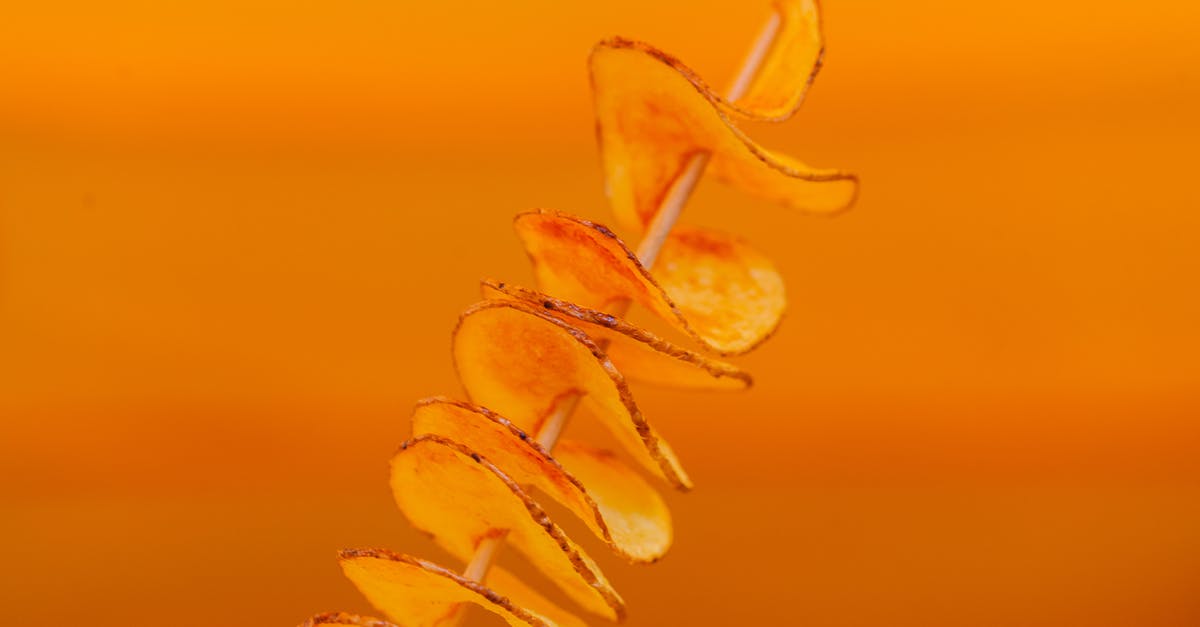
412 397 672 562
553 439 672 563
481 279 750 390
338 549 585 627
453 297 691 489
653 224 786 354
589 0 857 233
730 0 825 121
514 210 785 355
389 435 624 620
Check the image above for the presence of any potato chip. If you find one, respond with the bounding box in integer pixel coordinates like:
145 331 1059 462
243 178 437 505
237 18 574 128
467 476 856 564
338 548 585 627
452 297 692 489
731 0 825 121
553 439 672 564
589 2 857 232
653 223 787 354
513 210 785 355
411 397 672 563
389 435 624 620
481 279 751 390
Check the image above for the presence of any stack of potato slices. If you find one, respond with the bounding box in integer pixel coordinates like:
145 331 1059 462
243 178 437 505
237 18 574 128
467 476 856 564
304 1 856 624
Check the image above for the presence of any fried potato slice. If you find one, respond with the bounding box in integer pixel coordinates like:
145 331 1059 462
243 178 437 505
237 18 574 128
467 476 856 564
412 397 672 563
653 223 787 354
453 297 692 489
339 549 585 627
732 0 825 121
389 435 624 620
589 3 857 232
513 210 784 355
553 439 672 563
480 279 751 390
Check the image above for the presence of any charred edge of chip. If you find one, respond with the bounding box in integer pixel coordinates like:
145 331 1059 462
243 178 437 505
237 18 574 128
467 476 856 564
589 38 859 216
514 210 700 351
591 222 618 239
599 211 787 354
407 397 675 565
413 397 565 473
453 299 693 491
478 281 752 387
592 25 822 124
337 548 553 627
396 436 628 619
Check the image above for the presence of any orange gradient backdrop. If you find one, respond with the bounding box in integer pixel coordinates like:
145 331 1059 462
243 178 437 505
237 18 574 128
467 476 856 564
2 1 1198 625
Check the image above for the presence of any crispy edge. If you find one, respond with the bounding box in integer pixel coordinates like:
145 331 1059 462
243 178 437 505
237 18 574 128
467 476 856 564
588 37 860 215
479 279 752 388
515 209 769 356
338 548 556 626
414 396 670 563
452 296 693 489
391 435 627 620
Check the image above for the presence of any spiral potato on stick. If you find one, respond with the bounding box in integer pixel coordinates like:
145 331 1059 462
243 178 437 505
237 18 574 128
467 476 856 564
303 1 857 624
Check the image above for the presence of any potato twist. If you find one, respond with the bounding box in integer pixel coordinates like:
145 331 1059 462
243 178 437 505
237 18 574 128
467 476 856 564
302 2 855 624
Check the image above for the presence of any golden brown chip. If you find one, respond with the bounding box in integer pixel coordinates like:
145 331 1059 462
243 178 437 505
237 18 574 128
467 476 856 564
731 0 825 121
481 279 751 390
338 548 585 627
513 211 784 355
590 2 857 233
604 333 747 389
389 435 624 620
653 224 786 354
553 439 672 564
452 297 692 489
412 397 672 562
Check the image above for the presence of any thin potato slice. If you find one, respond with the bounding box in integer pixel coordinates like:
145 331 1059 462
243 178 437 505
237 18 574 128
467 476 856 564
389 435 624 620
590 10 857 233
653 224 787 354
514 211 784 355
339 549 585 627
452 298 692 489
604 333 746 389
481 279 751 390
411 397 672 562
553 439 672 564
731 0 825 121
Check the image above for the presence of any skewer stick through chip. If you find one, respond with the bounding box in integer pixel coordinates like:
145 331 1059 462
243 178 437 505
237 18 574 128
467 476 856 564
455 5 786 612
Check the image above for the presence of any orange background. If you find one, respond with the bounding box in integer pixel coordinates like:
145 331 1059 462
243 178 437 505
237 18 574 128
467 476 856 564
2 1 1198 625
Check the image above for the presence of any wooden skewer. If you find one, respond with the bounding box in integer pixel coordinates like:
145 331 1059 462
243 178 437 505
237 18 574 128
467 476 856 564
455 7 784 614
637 9 780 265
